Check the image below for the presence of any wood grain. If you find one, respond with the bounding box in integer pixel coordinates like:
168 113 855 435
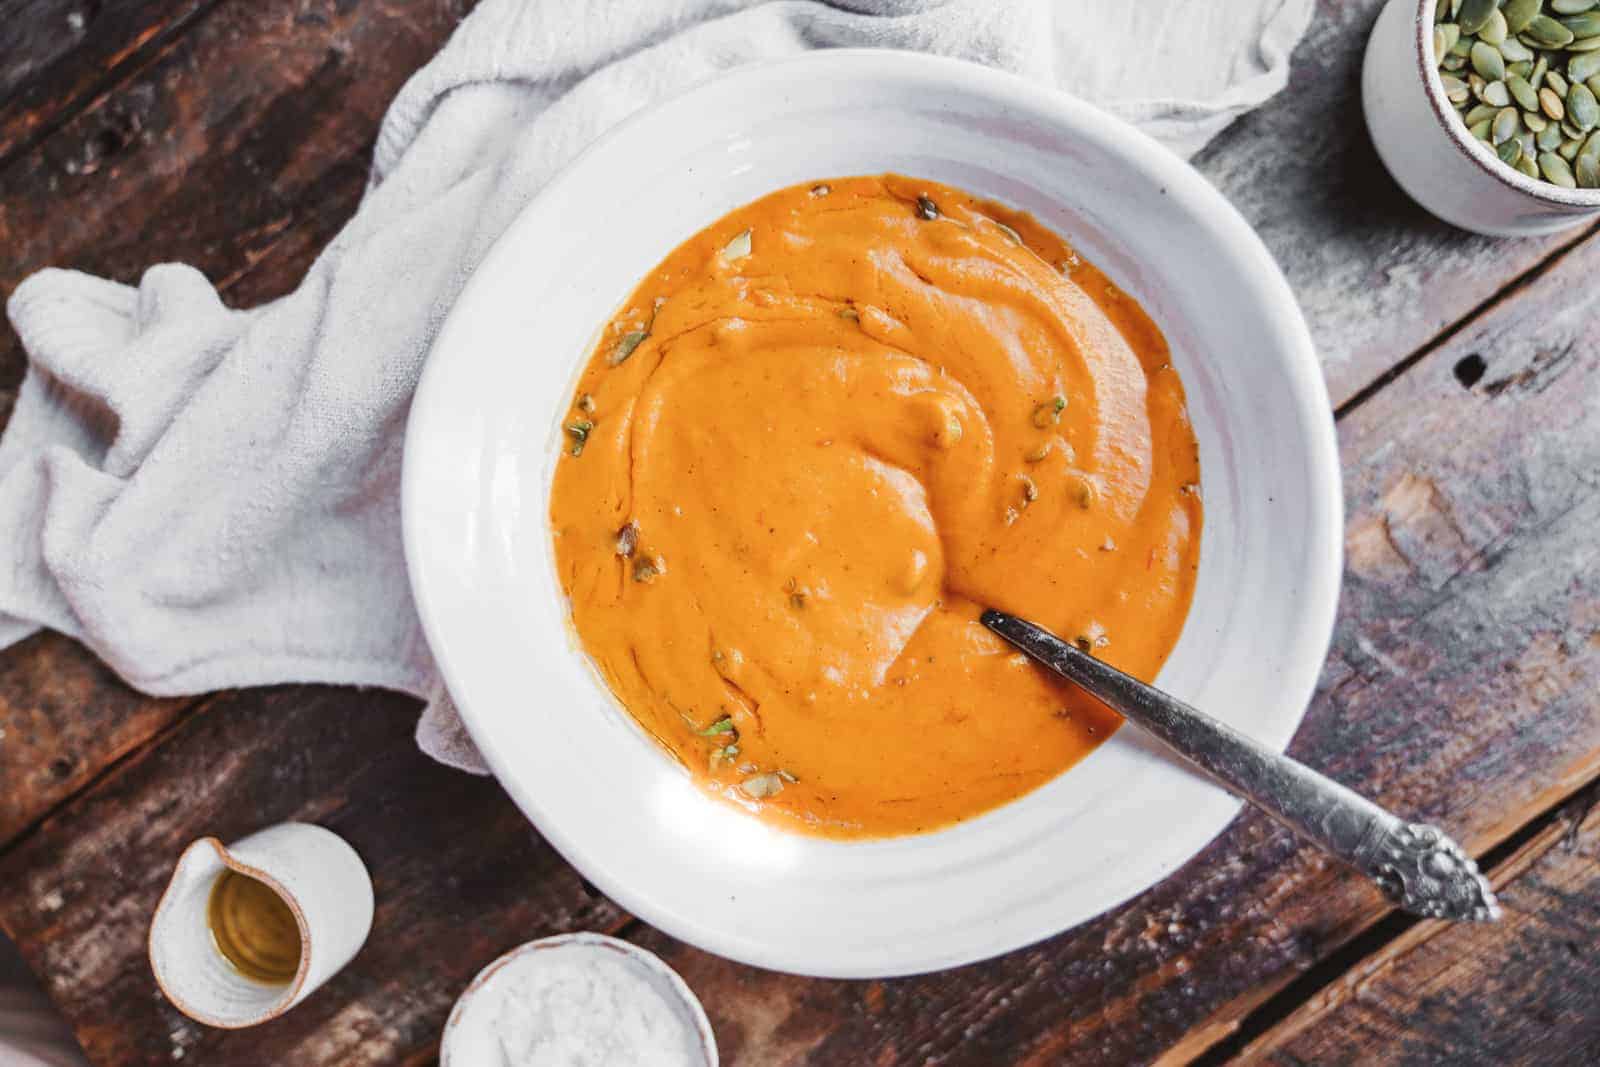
0 0 474 410
0 685 626 1066
0 0 219 165
1239 788 1600 1065
0 632 190 847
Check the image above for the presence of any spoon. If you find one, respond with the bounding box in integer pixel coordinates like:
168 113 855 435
980 610 1499 922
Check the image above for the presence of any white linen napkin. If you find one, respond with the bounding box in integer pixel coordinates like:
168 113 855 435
0 0 1312 774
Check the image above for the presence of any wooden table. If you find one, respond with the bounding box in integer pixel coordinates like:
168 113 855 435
2 1 1598 1063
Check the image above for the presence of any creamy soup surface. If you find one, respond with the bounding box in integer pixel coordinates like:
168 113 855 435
549 175 1202 838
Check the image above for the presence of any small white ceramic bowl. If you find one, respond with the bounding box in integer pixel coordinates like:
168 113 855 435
1364 0 1600 236
441 933 716 1066
404 50 1342 978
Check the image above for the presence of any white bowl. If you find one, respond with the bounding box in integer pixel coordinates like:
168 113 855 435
403 50 1342 978
440 933 716 1066
1363 0 1600 236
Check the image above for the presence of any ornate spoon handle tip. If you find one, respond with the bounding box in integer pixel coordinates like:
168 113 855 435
980 610 1499 923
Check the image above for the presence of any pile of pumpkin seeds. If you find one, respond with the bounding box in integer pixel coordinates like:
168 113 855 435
1434 0 1600 188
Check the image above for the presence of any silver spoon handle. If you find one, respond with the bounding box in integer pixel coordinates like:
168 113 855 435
981 611 1499 922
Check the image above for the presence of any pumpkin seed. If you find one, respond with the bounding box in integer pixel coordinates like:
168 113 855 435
1434 25 1454 58
1505 0 1544 34
1517 152 1543 177
1508 73 1541 110
914 195 940 220
1451 33 1476 55
1548 70 1571 96
721 228 752 261
1562 12 1600 35
740 772 784 799
1470 71 1490 97
1471 41 1507 80
1568 33 1600 48
1532 55 1550 88
1031 395 1067 428
1520 129 1539 157
698 715 735 737
1481 7 1510 43
1465 100 1500 124
1483 78 1512 105
608 329 648 366
615 521 638 557
1539 150 1579 185
1564 119 1587 137
1526 14 1577 46
1499 35 1536 62
1553 0 1600 13
1525 109 1550 131
565 419 593 456
1583 129 1600 158
1570 83 1600 127
1508 59 1535 78
1443 72 1472 103
1560 135 1586 158
1443 53 1470 70
1470 117 1495 140
1499 137 1525 164
1590 74 1600 97
1577 153 1600 185
1570 51 1600 83
1542 85 1568 118
1539 118 1567 147
1458 0 1498 33
1494 106 1523 143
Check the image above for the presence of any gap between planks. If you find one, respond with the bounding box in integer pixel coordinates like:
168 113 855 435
1334 219 1600 423
0 691 213 860
0 0 232 175
1161 747 1600 1065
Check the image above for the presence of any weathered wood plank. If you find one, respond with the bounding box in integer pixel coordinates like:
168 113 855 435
1192 0 1590 409
0 0 219 165
0 0 471 844
0 0 474 405
0 632 190 846
0 685 626 1066
620 226 1600 1065
1240 789 1600 1064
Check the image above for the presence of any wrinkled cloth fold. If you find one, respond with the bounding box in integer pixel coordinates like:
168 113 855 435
0 0 1312 775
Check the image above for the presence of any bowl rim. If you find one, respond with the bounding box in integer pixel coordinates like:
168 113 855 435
1412 0 1600 205
402 47 1344 977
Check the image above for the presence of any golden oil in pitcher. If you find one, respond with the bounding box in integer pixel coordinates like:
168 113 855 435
207 869 302 984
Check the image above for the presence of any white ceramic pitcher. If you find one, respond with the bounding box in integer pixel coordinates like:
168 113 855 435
148 822 373 1028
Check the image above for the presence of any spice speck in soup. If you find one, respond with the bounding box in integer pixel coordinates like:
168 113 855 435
1435 0 1600 188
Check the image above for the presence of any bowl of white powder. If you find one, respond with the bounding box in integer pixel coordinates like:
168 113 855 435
440 933 717 1066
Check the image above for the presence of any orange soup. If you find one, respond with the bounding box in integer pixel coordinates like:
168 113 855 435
549 175 1201 838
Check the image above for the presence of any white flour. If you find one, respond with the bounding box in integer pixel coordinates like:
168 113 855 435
445 937 710 1067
